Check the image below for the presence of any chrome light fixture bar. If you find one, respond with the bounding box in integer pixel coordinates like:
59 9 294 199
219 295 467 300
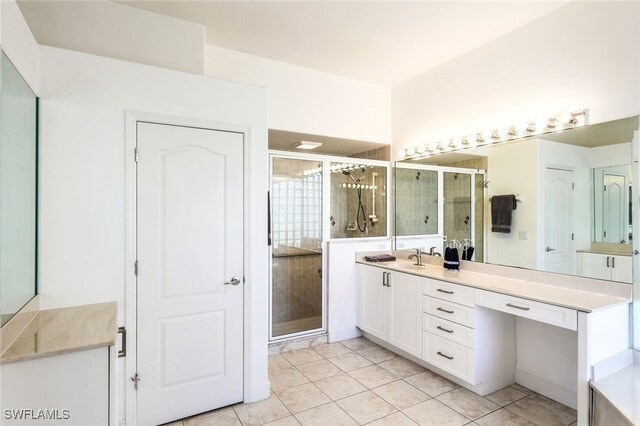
398 110 587 160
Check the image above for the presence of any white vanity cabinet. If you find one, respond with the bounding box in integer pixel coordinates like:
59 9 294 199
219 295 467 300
357 264 422 357
577 252 632 283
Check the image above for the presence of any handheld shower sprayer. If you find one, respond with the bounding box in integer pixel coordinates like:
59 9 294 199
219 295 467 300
342 170 367 233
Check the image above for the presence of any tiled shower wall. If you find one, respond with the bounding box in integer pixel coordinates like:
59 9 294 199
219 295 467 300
349 146 391 161
272 253 322 325
395 168 439 236
330 164 388 238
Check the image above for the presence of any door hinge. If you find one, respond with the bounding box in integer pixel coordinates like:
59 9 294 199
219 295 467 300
117 326 126 358
604 185 607 191
571 233 575 241
130 373 140 390
134 147 139 162
604 230 607 237
134 260 138 276
572 182 575 190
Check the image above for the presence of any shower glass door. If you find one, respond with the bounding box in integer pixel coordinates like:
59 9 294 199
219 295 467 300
270 157 324 340
443 171 472 254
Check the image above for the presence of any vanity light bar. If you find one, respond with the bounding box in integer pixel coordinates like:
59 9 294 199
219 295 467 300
398 110 587 160
338 183 378 189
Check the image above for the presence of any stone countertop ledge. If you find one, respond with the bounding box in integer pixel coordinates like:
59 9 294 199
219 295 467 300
0 301 117 364
356 251 632 313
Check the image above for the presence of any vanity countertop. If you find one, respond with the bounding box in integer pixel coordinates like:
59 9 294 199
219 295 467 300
356 257 631 313
576 249 632 256
0 301 117 364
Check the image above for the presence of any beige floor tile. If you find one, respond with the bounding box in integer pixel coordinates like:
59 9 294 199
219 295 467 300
357 346 398 363
485 386 528 406
404 370 459 397
436 388 499 420
263 416 301 426
349 365 398 388
269 366 310 392
313 372 367 400
296 359 343 382
295 402 358 426
402 399 469 426
367 411 419 426
336 390 397 424
510 383 534 395
372 380 430 410
282 348 323 366
276 383 332 414
269 354 293 373
475 408 536 426
184 407 240 426
327 352 373 371
233 393 291 426
340 336 379 351
378 357 426 378
312 342 352 358
506 393 577 426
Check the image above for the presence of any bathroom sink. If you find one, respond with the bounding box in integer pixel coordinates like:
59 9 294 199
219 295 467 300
385 261 426 272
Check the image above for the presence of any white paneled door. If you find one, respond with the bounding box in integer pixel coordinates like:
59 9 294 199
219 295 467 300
136 122 244 426
543 167 573 275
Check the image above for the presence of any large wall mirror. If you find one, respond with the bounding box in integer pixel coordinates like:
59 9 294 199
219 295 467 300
0 51 38 326
395 115 639 286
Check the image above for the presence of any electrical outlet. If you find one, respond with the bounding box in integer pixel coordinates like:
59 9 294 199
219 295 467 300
379 243 387 249
519 231 528 240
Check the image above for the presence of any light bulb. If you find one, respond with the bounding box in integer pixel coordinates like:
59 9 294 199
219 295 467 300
406 147 416 156
416 145 426 154
535 118 549 132
557 111 573 125
452 137 462 147
398 149 406 158
481 131 493 142
466 135 477 145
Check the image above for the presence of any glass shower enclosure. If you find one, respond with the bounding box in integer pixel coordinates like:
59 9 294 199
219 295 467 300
270 157 324 339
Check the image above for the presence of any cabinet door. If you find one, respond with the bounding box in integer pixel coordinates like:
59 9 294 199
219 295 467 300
610 256 632 283
358 265 387 340
387 272 422 357
579 253 611 280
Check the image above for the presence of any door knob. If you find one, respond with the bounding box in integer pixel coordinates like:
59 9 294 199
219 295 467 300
545 247 555 252
225 277 241 286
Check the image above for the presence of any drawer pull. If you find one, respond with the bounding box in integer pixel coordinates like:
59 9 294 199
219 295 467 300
506 303 530 311
437 351 454 360
437 307 454 314
437 289 454 295
436 325 454 334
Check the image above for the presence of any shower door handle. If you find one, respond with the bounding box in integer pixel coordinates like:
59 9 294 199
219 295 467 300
225 277 241 286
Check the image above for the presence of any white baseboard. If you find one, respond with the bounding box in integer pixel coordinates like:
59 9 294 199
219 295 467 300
591 349 634 382
244 383 271 403
328 327 362 343
516 368 577 410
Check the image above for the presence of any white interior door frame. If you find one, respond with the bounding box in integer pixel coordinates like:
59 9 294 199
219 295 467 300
124 111 253 426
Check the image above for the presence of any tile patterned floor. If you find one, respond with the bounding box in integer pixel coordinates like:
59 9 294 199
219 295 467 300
166 337 577 426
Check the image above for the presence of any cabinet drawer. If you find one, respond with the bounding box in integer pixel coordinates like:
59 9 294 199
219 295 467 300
423 279 475 307
422 331 476 385
422 314 475 348
423 296 475 328
475 290 577 331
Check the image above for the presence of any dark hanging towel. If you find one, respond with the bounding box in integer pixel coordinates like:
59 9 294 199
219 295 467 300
444 247 460 270
462 245 474 261
491 194 517 233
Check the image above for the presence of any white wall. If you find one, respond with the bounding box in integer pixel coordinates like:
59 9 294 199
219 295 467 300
486 140 539 269
18 0 205 75
589 142 632 169
0 0 39 92
37 46 269 421
392 1 640 159
205 45 391 144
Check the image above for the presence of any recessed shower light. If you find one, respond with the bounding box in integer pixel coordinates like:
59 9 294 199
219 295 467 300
294 141 322 150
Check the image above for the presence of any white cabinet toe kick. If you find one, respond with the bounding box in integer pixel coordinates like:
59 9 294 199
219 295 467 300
356 261 631 426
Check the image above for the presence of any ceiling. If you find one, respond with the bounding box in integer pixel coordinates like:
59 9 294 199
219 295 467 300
269 129 388 157
117 1 568 86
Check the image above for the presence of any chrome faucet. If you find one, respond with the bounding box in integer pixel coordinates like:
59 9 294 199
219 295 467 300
408 248 424 266
429 246 442 257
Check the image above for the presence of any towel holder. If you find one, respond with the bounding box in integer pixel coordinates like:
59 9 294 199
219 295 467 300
489 194 523 203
